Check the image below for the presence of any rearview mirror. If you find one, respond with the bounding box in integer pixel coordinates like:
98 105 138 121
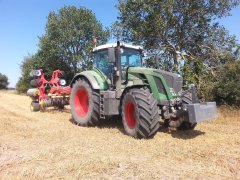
108 48 116 63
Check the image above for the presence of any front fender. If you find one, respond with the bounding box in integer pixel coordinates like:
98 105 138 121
70 71 100 89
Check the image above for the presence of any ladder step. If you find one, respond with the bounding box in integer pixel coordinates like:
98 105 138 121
99 92 105 119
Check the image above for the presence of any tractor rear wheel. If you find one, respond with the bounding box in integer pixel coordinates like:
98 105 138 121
121 87 160 138
70 79 100 126
30 101 40 112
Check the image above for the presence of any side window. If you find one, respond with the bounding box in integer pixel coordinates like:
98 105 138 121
121 56 127 66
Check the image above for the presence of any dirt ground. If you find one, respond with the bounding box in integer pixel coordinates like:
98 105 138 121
0 90 240 179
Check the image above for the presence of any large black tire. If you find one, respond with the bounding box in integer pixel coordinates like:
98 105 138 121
177 92 197 130
121 87 160 138
70 79 100 126
30 101 40 112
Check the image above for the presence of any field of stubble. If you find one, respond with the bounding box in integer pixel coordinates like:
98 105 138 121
0 90 240 179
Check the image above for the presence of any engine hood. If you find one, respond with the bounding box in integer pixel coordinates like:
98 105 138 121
154 69 183 93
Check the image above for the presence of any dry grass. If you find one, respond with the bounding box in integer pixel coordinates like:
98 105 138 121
0 90 240 179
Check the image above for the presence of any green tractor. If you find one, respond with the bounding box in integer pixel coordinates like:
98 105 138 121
69 42 217 138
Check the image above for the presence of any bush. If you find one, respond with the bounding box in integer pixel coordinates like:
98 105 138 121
16 55 36 93
0 73 9 89
214 61 240 106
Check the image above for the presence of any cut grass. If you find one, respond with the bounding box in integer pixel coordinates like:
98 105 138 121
0 90 240 179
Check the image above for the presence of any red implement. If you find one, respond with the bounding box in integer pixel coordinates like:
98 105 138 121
27 69 71 111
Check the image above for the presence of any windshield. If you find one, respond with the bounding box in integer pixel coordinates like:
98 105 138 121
121 48 142 67
93 48 142 78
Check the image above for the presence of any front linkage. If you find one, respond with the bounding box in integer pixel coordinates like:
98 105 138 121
163 84 217 130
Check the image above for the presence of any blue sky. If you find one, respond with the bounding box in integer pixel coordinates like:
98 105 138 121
0 0 239 88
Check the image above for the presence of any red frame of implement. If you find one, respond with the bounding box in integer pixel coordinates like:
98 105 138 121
34 69 71 101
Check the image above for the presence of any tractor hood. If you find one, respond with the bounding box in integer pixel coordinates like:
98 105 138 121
128 67 183 94
154 69 183 94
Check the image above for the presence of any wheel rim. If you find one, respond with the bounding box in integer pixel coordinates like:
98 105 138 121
125 101 136 129
74 88 89 117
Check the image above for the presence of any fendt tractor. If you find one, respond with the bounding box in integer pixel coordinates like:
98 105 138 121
69 42 217 138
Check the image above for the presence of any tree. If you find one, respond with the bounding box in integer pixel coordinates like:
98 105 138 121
214 61 240 106
114 0 240 71
39 6 110 74
114 0 240 104
16 55 38 93
17 6 110 93
181 25 240 101
0 73 9 89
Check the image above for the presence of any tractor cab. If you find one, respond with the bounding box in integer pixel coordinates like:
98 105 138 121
92 42 143 84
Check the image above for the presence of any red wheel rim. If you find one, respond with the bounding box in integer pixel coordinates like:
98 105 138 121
125 101 136 128
74 88 89 117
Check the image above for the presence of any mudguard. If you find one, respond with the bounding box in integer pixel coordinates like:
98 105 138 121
70 71 100 89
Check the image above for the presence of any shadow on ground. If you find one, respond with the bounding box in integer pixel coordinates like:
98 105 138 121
42 107 71 114
69 116 125 132
159 126 205 139
69 116 204 139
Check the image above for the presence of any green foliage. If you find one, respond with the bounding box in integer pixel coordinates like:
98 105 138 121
16 55 38 93
183 61 240 106
17 6 110 93
214 62 240 106
39 6 110 73
0 73 9 89
114 0 240 71
114 0 240 106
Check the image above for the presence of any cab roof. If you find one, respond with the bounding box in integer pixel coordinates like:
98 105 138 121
92 42 143 52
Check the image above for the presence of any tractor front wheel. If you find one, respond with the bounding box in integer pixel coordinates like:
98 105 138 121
121 87 160 138
70 79 100 126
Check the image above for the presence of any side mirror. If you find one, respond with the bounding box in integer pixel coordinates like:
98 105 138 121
108 48 116 63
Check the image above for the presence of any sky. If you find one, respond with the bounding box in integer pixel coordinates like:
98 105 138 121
0 0 239 88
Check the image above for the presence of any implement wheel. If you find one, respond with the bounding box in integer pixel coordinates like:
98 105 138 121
70 79 100 126
121 87 160 138
30 101 40 112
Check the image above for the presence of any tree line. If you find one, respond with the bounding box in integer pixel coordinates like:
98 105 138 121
0 73 9 89
16 1 240 106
